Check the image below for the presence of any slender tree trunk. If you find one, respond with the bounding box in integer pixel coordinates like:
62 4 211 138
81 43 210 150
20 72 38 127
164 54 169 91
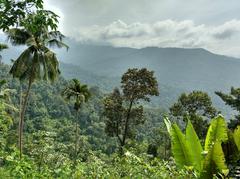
19 83 22 153
74 110 79 164
121 100 134 152
19 79 32 159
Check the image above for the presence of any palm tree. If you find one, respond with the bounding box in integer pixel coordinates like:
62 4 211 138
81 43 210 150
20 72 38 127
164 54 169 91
6 11 68 158
62 79 91 162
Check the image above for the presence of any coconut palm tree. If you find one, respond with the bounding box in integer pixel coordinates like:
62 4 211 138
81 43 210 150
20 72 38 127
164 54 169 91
62 79 91 161
6 10 68 158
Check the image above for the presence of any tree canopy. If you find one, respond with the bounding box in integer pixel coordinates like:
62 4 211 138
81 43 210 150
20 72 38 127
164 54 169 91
170 91 217 138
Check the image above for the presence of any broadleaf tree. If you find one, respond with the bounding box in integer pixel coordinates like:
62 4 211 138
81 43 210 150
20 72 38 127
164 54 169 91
216 87 240 129
170 91 217 139
103 68 159 153
0 0 44 31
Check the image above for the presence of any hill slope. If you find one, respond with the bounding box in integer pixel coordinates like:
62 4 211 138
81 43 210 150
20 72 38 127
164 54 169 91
2 39 240 116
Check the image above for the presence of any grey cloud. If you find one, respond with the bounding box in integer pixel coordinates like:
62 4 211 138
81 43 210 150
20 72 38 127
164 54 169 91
211 20 240 40
213 29 237 40
71 20 240 57
44 0 240 34
43 0 240 57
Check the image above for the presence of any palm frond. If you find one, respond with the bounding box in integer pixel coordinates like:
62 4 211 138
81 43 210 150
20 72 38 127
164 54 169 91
44 50 60 82
47 39 69 50
6 28 31 46
62 79 91 110
10 47 34 80
48 31 65 41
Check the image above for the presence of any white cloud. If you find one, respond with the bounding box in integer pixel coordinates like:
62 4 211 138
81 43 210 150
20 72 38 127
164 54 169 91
71 19 240 57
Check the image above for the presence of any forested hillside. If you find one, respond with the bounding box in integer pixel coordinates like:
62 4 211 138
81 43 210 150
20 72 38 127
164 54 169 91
3 40 240 115
0 0 240 178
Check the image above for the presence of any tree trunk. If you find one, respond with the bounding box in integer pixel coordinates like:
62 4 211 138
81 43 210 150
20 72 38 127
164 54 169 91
121 100 133 151
19 79 32 159
74 110 79 164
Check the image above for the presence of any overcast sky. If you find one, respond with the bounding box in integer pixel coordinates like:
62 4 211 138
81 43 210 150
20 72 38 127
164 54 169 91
44 0 240 57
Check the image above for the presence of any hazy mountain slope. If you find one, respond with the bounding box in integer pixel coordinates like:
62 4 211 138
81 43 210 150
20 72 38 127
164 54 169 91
2 39 239 116
60 62 184 108
56 41 240 92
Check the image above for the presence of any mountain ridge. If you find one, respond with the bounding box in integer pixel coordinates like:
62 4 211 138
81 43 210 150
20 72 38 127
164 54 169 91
1 40 240 117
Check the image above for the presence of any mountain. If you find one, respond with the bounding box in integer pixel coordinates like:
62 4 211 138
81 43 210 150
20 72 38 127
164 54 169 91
1 38 240 116
55 40 240 91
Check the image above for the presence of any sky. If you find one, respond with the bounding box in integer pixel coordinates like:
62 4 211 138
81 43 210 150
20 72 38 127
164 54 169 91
44 0 240 57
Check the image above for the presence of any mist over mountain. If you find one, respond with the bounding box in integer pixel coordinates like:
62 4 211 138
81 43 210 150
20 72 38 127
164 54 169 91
2 38 240 116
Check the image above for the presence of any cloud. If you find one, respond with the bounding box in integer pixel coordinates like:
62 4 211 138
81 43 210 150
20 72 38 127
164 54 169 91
43 0 240 57
70 19 240 57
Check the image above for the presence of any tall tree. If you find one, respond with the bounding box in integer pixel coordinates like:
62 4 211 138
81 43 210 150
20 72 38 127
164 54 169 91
104 68 159 153
216 87 240 129
7 10 68 158
62 79 91 161
170 91 217 139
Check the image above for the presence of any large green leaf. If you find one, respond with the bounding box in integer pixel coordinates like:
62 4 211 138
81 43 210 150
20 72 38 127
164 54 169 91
201 142 229 179
164 117 171 134
186 120 203 171
201 115 229 178
204 115 228 151
233 126 240 151
171 123 192 168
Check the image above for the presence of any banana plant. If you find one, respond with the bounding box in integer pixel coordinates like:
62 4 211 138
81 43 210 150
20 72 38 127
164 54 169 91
164 115 239 178
233 126 240 151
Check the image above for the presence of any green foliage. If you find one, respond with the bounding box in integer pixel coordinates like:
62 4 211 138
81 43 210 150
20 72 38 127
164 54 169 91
216 88 240 129
104 68 159 152
233 126 240 151
4 1 68 158
62 79 91 161
121 68 159 102
62 79 91 111
170 123 192 168
1 1 238 175
0 0 45 31
201 116 229 178
166 115 232 178
186 120 203 171
7 25 67 83
170 91 217 139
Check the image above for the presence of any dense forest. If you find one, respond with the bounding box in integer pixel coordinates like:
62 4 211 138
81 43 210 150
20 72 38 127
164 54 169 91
0 0 240 178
